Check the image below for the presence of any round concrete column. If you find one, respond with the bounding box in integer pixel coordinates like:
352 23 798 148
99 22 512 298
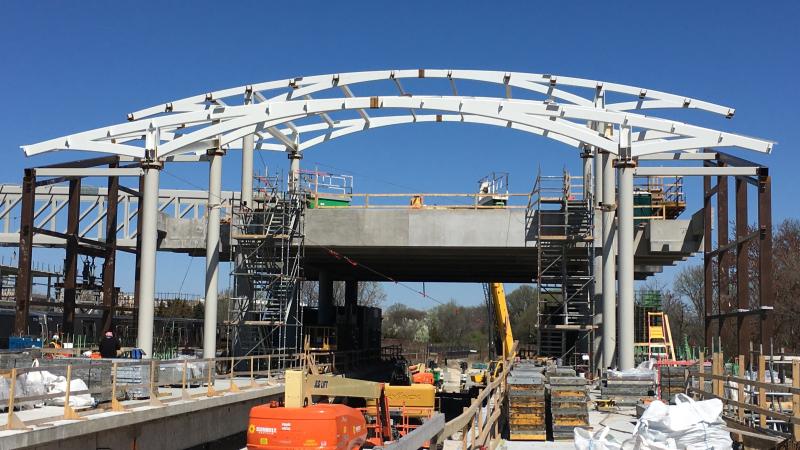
615 157 636 370
137 158 161 358
203 148 224 359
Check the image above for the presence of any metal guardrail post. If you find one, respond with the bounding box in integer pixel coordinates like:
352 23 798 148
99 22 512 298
5 368 29 430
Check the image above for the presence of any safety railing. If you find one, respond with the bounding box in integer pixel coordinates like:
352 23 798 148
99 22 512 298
0 352 306 431
309 192 531 209
689 351 800 442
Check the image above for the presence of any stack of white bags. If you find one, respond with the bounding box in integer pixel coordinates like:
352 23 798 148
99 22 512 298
575 394 732 450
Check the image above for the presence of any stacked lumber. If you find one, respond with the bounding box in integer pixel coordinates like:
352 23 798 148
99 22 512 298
507 363 546 441
547 368 589 440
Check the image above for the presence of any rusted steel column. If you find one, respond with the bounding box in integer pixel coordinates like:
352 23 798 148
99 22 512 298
101 164 119 334
14 169 36 335
757 171 773 351
703 174 713 351
735 178 749 360
63 178 81 336
717 168 729 340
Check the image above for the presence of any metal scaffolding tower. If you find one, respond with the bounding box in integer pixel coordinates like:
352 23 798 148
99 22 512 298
229 173 305 360
528 170 594 362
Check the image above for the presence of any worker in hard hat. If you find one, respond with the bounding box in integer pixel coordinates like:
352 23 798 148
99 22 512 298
99 331 121 358
48 334 62 349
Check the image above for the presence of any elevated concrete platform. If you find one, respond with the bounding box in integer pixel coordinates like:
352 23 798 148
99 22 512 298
0 378 283 450
302 208 703 282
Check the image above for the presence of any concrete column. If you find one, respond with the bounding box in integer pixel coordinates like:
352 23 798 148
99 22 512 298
288 151 302 192
241 92 255 208
203 148 224 359
582 148 593 201
616 158 635 370
615 125 635 370
318 271 334 326
344 280 358 310
592 148 604 371
241 134 254 208
601 150 617 369
136 158 161 358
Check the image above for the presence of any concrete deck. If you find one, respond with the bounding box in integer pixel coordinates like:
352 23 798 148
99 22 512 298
0 377 284 450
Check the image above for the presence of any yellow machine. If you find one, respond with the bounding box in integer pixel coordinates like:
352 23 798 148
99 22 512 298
646 312 676 360
471 283 515 386
489 283 515 360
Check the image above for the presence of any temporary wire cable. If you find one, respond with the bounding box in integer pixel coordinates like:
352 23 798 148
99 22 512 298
303 236 446 306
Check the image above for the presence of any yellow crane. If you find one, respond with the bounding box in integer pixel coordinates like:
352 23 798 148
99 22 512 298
489 283 515 361
473 283 515 385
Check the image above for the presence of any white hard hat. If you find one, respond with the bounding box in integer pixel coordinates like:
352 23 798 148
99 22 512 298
52 334 59 340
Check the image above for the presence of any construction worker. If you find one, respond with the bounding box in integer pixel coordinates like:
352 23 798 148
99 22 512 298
49 334 62 349
99 331 121 358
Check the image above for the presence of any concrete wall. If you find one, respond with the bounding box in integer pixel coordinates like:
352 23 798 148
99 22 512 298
11 386 283 450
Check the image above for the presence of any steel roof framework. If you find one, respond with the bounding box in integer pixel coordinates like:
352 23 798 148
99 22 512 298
23 69 772 160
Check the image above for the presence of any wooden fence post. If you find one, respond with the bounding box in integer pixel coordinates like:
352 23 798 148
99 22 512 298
792 359 799 441
5 368 28 430
63 364 84 420
737 355 745 423
229 357 240 393
111 362 126 411
698 351 705 400
758 355 766 429
181 359 191 401
149 359 164 407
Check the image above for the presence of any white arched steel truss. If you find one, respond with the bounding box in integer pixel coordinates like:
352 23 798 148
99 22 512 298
23 69 772 159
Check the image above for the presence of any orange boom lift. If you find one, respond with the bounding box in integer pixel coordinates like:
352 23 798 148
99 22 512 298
247 370 393 450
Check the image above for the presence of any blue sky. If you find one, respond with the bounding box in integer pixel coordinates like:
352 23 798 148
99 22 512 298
1 1 798 309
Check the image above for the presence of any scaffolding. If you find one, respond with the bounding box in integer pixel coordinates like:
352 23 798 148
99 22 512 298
527 169 594 362
229 172 305 362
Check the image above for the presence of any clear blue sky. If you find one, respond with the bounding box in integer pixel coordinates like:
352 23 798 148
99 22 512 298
1 1 798 309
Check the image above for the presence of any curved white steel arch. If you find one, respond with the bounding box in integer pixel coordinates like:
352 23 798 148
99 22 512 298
24 95 772 159
22 69 773 160
128 69 737 120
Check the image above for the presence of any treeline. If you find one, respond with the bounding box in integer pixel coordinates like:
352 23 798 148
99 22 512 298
382 285 540 350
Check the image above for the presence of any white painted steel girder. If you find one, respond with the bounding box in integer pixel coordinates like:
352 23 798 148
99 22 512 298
23 95 773 159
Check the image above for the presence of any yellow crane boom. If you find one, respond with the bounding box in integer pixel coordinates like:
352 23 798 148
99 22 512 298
489 283 515 360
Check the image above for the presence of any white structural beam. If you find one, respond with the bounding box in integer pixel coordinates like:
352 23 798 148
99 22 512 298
35 167 144 177
128 69 738 120
634 166 760 176
23 95 773 160
637 152 717 161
